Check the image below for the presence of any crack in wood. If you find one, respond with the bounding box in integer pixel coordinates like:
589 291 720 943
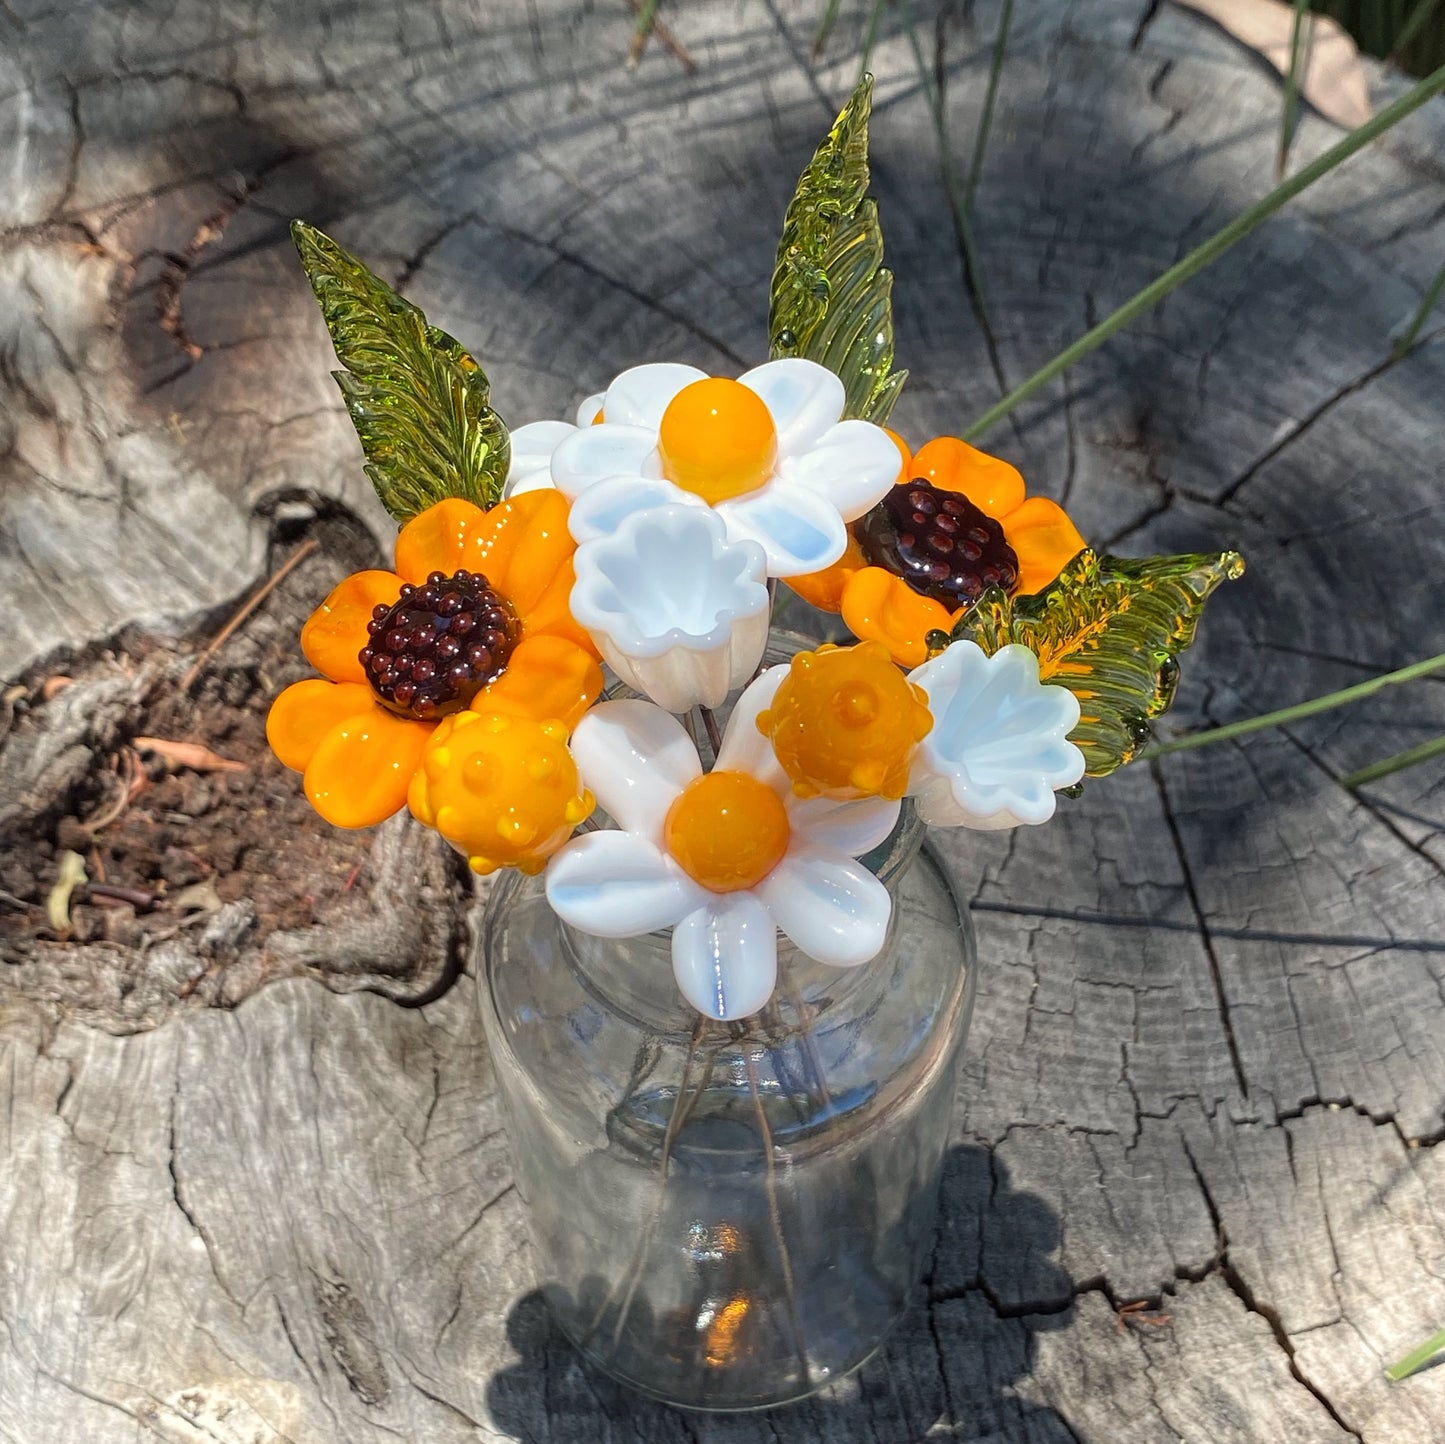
5 3 1445 1437
1151 761 1250 1098
1214 338 1440 507
974 897 1445 953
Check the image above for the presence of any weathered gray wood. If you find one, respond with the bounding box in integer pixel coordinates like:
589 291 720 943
3 0 1445 1439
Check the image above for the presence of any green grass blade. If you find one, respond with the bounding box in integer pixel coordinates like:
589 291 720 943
1388 1325 1445 1382
1392 0 1445 60
963 61 1445 442
1342 733 1445 788
968 0 1014 211
859 0 888 80
813 0 846 56
1279 0 1312 177
1393 254 1445 354
900 0 997 361
630 0 662 62
1144 652 1445 759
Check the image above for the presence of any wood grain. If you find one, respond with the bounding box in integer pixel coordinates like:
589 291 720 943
2 0 1444 1438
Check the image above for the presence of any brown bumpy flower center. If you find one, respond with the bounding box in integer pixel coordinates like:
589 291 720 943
857 478 1020 609
360 570 519 719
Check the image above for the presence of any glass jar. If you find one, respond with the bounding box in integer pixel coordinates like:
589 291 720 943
476 804 976 1412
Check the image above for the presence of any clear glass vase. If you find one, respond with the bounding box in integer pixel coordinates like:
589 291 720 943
476 804 976 1412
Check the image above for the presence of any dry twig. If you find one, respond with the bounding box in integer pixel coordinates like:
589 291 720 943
180 537 319 691
83 749 147 832
133 737 247 774
626 0 695 70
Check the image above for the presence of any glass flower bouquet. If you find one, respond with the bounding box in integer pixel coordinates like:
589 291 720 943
267 79 1241 1411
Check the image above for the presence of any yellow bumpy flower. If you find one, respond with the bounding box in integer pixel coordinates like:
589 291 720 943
409 711 595 875
757 641 933 800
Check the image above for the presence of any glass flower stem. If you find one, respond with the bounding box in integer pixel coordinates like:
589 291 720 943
1342 733 1445 789
582 1018 708 1348
761 999 826 1122
962 61 1445 441
744 1042 812 1392
1387 1325 1445 1382
788 988 836 1114
1141 651 1445 760
699 705 724 756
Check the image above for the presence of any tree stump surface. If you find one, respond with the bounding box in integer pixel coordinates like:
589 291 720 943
3 0 1445 1439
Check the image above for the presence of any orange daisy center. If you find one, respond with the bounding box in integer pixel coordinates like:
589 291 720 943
664 770 790 893
658 378 778 504
359 569 519 719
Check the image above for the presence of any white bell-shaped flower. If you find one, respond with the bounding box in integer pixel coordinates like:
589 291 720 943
907 641 1086 829
570 505 770 712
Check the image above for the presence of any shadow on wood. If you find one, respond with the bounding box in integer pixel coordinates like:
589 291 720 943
485 1146 1079 1442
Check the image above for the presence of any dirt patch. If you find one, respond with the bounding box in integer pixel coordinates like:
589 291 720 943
1 677 372 957
0 508 466 1030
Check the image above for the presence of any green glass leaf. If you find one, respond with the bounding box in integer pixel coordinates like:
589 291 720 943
954 548 1246 777
291 220 510 522
769 74 906 425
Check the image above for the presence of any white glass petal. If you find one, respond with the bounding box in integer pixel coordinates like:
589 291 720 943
601 614 771 714
756 845 892 967
714 665 789 793
575 392 605 426
777 418 903 521
714 482 848 578
572 506 770 712
603 362 708 430
566 475 698 543
549 424 661 501
503 418 575 498
907 641 1085 829
738 358 845 457
671 892 778 1021
786 794 902 858
569 699 702 841
546 830 705 937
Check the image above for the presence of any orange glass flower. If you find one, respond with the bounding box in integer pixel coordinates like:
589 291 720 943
756 641 933 800
788 436 1086 668
409 711 595 876
267 491 603 829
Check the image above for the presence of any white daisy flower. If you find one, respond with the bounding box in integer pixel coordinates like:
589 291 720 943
504 392 609 498
541 358 903 578
569 505 770 713
504 418 578 497
545 668 902 1020
907 641 1086 830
